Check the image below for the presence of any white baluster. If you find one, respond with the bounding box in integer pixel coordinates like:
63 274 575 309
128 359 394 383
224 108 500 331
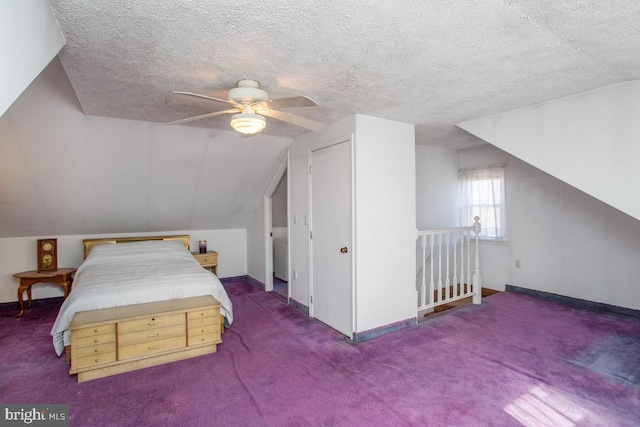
459 231 465 295
445 233 451 300
437 234 443 302
429 234 435 306
420 235 427 307
452 231 458 297
466 231 471 294
472 216 482 304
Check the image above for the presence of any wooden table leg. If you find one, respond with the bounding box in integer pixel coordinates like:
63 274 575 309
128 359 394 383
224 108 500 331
17 283 30 318
27 285 33 308
62 274 71 299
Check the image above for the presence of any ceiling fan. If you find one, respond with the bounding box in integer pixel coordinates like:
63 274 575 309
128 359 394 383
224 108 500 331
167 79 325 135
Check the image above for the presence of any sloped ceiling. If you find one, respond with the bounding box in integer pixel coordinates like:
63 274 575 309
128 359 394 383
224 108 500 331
0 0 65 116
459 81 640 221
48 1 640 149
0 58 291 238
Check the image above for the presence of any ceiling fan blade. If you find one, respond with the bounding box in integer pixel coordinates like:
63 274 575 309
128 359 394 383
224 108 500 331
260 109 325 132
165 108 240 125
172 91 240 107
266 95 318 109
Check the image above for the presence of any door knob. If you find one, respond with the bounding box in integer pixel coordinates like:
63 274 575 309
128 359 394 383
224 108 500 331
340 247 348 253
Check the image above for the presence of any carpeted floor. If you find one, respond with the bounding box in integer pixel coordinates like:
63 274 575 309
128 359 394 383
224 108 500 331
1 280 639 426
273 275 288 300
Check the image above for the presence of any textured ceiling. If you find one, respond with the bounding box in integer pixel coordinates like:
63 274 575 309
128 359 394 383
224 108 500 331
48 0 640 149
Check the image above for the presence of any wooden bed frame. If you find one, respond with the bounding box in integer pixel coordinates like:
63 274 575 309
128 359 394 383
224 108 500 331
82 234 191 259
66 235 224 382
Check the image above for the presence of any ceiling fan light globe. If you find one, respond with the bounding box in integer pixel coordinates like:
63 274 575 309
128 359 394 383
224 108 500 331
231 113 266 135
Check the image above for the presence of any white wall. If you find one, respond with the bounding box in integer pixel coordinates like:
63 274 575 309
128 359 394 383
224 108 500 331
246 200 266 284
0 0 65 116
272 228 287 239
289 114 416 335
272 174 287 228
458 81 640 221
353 115 416 333
289 116 356 306
0 228 247 303
415 145 460 230
415 144 462 285
461 144 640 309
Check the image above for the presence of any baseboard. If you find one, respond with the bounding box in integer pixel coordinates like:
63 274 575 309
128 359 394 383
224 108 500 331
506 284 640 319
288 298 309 316
246 276 265 291
219 275 249 284
352 318 415 343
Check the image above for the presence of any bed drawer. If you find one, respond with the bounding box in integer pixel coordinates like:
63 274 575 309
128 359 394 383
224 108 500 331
187 307 218 321
187 315 217 329
73 324 115 339
188 332 220 346
118 313 185 334
119 336 186 360
74 342 116 359
118 324 186 347
188 323 219 337
74 352 116 370
75 332 116 348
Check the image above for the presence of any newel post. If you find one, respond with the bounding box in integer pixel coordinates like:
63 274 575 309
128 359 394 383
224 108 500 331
472 216 482 304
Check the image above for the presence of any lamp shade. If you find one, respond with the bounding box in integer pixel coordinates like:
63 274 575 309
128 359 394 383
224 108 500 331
230 113 266 135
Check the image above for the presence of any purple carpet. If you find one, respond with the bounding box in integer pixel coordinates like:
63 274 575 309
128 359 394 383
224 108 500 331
1 280 639 426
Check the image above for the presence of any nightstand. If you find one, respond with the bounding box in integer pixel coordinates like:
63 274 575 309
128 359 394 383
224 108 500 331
192 251 218 275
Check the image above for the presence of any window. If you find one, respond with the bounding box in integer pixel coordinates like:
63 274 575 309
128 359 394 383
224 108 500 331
459 167 506 240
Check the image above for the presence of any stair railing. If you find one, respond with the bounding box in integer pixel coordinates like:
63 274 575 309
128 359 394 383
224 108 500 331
416 217 482 314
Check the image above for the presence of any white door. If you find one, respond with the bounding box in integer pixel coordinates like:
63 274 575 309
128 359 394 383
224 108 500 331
310 140 352 336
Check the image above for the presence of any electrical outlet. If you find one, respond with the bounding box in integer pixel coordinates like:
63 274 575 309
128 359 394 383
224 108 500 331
515 259 521 268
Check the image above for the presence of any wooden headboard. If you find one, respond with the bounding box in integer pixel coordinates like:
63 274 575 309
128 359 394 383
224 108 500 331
82 235 191 259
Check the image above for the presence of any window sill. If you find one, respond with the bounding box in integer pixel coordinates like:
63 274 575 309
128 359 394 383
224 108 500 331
478 237 509 245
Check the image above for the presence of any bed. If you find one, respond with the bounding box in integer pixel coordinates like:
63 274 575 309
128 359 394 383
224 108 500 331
50 235 233 381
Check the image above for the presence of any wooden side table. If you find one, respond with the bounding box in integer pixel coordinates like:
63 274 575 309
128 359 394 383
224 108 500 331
192 251 218 275
12 268 76 318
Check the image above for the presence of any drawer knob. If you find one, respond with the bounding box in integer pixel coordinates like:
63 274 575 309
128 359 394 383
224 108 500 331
94 329 98 333
95 359 99 363
94 349 99 353
148 333 160 338
148 345 159 350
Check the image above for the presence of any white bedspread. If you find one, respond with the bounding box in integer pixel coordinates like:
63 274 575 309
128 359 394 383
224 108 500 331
50 240 233 356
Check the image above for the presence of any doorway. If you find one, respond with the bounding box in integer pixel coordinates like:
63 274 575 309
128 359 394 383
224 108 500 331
271 172 288 300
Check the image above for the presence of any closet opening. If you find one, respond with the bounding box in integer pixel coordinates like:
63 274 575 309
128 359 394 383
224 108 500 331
270 170 288 300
